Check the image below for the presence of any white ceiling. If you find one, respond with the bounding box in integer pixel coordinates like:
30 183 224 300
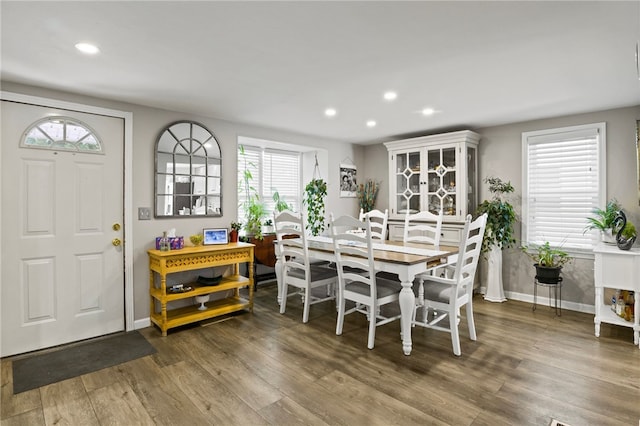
2 1 639 145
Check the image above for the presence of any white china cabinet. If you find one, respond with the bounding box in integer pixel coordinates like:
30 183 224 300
384 130 480 244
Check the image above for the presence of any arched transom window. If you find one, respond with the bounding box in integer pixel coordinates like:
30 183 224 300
21 116 103 153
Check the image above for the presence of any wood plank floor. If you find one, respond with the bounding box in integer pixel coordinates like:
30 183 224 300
2 282 639 425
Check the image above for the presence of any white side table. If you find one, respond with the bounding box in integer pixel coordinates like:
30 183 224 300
593 243 640 348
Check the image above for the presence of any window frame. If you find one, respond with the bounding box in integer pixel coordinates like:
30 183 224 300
521 122 606 258
237 143 302 223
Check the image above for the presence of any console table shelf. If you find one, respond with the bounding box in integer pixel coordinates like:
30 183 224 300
593 243 639 348
148 243 254 336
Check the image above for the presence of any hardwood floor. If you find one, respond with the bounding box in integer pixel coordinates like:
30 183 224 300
2 282 639 425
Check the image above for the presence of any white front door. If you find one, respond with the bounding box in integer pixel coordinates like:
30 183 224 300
1 100 125 357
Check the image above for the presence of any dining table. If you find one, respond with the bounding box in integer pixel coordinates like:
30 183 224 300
274 235 458 355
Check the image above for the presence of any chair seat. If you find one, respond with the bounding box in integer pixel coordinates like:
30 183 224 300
345 277 400 298
423 281 465 303
288 265 338 281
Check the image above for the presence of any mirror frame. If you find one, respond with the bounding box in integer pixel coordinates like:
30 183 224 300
154 121 222 218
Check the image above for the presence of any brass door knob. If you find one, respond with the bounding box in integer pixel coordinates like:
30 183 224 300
112 238 122 247
112 223 121 231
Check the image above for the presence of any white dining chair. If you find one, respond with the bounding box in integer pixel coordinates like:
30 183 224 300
412 213 487 356
403 210 444 320
358 208 389 241
274 210 337 323
330 214 401 349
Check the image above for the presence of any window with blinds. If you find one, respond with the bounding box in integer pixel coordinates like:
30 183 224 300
522 123 606 253
238 144 301 221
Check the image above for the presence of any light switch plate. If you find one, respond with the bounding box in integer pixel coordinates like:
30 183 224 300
138 207 151 220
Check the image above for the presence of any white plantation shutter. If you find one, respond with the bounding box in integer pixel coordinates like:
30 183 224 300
238 145 301 221
263 149 301 213
522 123 606 252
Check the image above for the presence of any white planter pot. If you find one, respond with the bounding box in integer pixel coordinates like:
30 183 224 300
601 229 616 245
484 245 507 302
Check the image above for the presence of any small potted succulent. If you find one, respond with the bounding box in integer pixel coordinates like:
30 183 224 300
230 221 242 243
612 210 637 250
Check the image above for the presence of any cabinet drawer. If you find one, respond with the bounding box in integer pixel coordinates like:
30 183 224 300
387 223 462 245
440 227 461 245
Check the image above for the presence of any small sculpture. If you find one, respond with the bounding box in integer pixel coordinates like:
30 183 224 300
613 210 636 251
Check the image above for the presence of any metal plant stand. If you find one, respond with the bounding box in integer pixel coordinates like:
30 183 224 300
533 276 563 316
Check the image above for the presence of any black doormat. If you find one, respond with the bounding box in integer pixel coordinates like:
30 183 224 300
12 331 156 394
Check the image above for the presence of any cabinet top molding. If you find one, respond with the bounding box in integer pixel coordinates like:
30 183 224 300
383 130 480 150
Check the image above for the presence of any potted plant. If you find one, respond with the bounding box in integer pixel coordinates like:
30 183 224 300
522 241 571 284
356 179 380 213
474 176 517 302
584 199 622 244
230 221 242 243
304 178 327 236
263 218 274 234
239 144 267 239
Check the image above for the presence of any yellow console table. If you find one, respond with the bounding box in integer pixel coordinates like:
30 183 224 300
148 243 254 336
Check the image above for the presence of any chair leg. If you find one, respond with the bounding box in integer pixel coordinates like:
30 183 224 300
367 308 377 349
280 284 288 314
466 300 477 341
449 308 461 356
336 296 346 335
302 288 311 323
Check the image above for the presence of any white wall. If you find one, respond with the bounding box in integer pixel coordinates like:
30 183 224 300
2 81 363 321
365 105 640 308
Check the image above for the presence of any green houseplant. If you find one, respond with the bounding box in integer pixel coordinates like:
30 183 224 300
239 145 267 239
230 221 242 243
304 178 327 236
584 199 622 244
474 176 517 302
521 241 571 284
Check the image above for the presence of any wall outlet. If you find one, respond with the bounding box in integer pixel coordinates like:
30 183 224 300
138 207 151 220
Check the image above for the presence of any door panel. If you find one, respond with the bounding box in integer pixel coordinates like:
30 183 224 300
1 100 125 356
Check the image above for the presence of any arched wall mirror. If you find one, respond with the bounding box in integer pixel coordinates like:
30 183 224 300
155 121 222 217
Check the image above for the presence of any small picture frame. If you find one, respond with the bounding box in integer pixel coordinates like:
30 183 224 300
203 228 229 245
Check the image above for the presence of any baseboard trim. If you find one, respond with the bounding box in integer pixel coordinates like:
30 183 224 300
478 286 595 314
134 318 151 330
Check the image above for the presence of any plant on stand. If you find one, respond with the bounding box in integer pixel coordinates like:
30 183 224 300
356 179 380 213
474 176 516 302
521 241 571 284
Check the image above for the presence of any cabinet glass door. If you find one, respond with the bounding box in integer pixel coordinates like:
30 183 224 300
467 145 477 216
393 151 421 214
426 147 457 216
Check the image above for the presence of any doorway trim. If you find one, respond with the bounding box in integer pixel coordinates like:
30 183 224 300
0 90 135 332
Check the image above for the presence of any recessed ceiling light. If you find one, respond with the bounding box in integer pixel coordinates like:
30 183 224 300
422 108 436 116
324 108 337 117
366 120 377 128
75 42 100 55
383 91 397 101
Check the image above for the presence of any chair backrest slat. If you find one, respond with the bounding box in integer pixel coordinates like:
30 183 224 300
274 210 310 277
403 210 443 247
359 208 388 240
452 214 487 286
331 214 376 289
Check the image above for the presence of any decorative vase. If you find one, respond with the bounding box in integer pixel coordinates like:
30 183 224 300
230 229 238 243
484 245 507 302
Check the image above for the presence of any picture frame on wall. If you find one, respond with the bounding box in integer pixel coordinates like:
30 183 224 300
340 163 357 198
203 228 229 245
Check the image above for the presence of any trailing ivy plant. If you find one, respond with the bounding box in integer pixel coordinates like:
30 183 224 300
303 178 327 236
475 176 516 254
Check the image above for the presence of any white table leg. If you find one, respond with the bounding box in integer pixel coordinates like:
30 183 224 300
399 279 414 355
